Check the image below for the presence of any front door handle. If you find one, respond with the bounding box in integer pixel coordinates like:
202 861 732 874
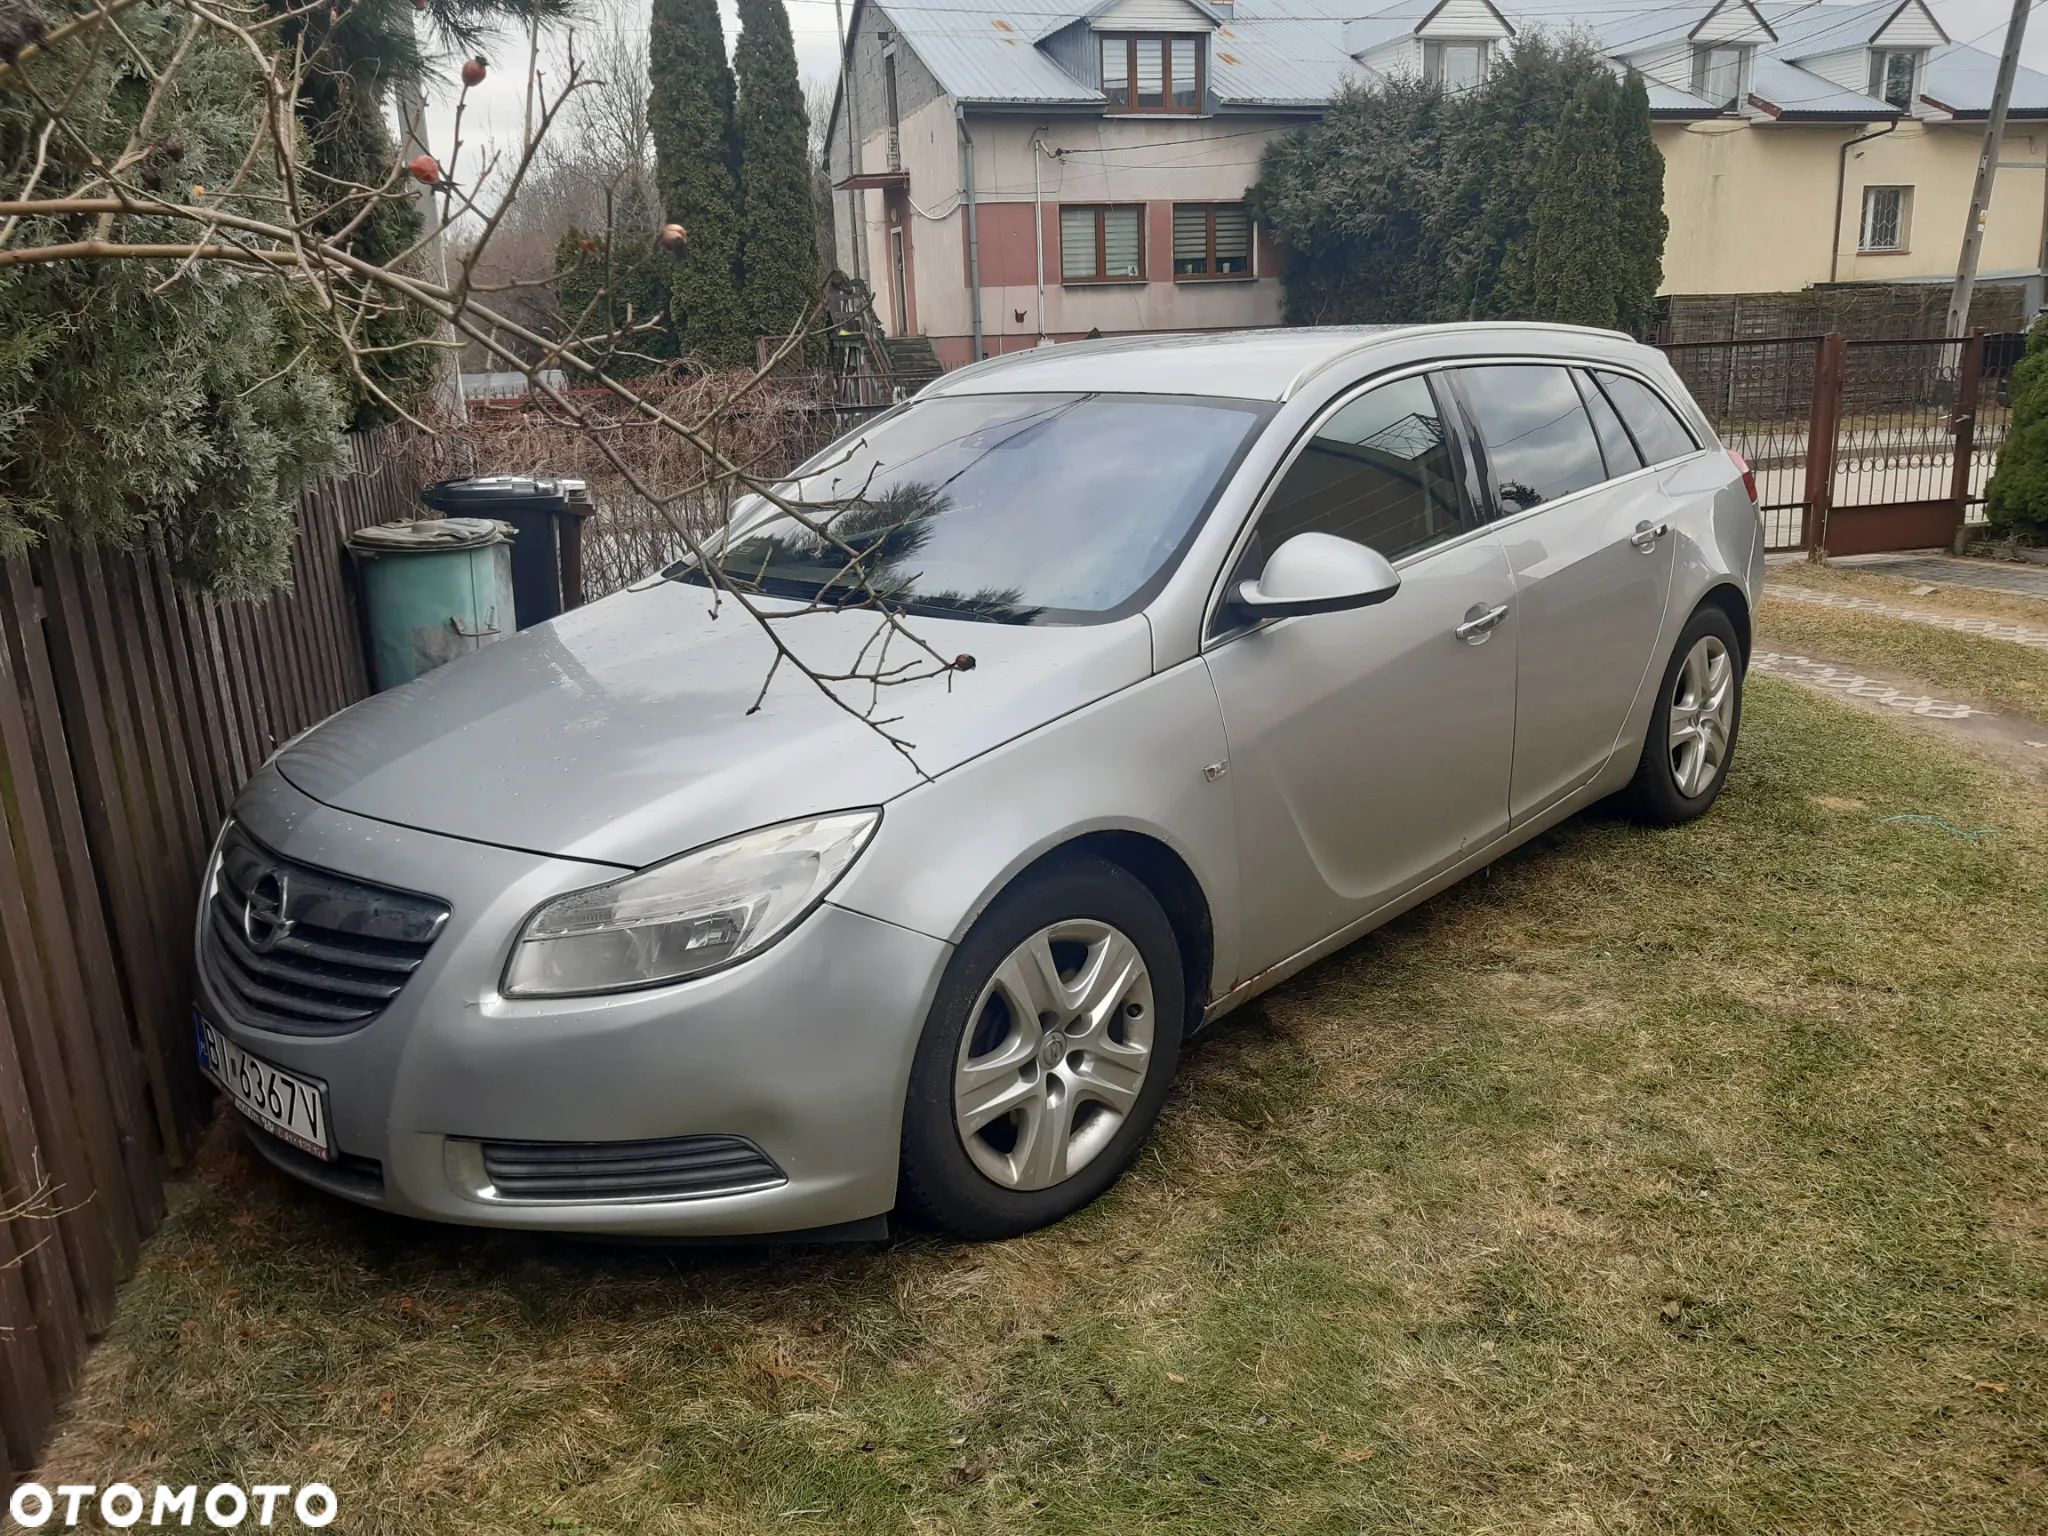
1630 520 1670 552
1454 602 1510 644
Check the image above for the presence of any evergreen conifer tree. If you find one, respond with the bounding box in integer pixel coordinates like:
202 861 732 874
648 0 748 365
1611 70 1668 337
735 0 822 350
1517 72 1625 329
1986 315 2048 539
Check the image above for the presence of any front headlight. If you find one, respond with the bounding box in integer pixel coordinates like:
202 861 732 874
502 810 880 998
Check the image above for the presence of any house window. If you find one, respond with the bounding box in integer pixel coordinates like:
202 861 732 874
1100 34 1203 113
1424 40 1491 92
1172 203 1251 279
1860 186 1910 252
1691 44 1749 110
1869 48 1924 111
1061 205 1145 282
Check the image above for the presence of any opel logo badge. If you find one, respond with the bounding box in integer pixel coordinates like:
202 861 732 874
242 869 295 953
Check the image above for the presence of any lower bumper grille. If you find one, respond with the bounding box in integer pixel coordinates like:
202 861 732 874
471 1134 786 1202
238 1124 387 1204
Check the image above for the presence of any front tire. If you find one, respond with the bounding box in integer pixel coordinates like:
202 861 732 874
1621 603 1744 825
898 856 1184 1240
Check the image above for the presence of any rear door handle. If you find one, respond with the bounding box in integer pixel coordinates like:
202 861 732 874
1630 520 1670 552
1454 603 1510 643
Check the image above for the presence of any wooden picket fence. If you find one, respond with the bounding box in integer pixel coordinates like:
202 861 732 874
0 427 414 1488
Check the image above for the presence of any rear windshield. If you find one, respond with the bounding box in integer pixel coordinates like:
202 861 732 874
673 391 1269 624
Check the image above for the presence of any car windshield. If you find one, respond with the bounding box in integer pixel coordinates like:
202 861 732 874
670 391 1269 624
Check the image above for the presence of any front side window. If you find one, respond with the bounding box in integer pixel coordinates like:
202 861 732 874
1596 372 1700 465
1100 34 1203 113
1061 204 1144 282
1869 48 1923 110
1425 40 1490 91
1172 204 1251 278
1454 365 1607 513
1691 44 1748 109
1254 374 1476 566
680 393 1268 624
1860 185 1908 251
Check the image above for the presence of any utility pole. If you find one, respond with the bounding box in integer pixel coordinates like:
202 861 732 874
1947 0 2032 336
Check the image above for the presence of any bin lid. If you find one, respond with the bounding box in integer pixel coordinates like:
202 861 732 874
347 517 515 555
420 475 590 516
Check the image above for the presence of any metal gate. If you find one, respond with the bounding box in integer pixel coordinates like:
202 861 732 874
1659 331 2016 557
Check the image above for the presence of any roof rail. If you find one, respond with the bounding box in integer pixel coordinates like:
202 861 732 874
1281 320 1639 398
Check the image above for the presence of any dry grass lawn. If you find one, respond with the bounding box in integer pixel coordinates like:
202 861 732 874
1766 558 2048 629
31 680 2048 1534
1760 584 2048 723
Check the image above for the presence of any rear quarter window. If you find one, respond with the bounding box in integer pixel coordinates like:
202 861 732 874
1596 372 1700 466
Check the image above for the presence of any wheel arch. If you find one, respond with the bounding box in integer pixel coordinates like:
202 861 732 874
1008 830 1214 1038
1697 580 1751 666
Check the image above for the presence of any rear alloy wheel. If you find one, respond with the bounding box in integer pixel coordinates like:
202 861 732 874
1622 602 1744 825
1667 633 1736 799
899 857 1183 1239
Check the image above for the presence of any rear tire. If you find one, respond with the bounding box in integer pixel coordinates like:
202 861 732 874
898 856 1183 1240
1621 603 1744 825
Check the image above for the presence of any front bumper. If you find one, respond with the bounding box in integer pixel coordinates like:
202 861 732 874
199 769 952 1237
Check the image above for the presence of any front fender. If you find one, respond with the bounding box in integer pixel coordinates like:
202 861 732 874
830 657 1240 1001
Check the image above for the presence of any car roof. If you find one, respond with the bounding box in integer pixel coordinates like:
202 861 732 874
922 322 1645 403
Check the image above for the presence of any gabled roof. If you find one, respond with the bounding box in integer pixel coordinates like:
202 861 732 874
1030 0 1226 43
1765 0 1948 57
1746 55 1894 118
826 0 2048 130
1921 41 2048 118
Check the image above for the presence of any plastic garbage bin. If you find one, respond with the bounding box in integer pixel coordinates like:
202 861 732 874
346 517 516 692
418 475 593 630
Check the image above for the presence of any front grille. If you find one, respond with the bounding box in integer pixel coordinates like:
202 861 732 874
199 823 449 1036
472 1134 786 1202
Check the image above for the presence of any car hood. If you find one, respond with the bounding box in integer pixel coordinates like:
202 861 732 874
277 580 1153 868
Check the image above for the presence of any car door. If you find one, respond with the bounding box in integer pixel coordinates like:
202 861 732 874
1445 363 1677 824
1203 368 1518 981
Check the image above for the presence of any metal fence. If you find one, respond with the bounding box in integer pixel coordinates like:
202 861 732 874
0 430 413 1489
1658 330 2014 556
1661 336 1823 551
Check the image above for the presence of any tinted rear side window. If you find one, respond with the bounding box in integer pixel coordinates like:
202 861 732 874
1597 372 1699 465
1455 365 1607 513
1575 369 1643 477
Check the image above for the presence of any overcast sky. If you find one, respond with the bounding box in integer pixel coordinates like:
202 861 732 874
418 0 2048 208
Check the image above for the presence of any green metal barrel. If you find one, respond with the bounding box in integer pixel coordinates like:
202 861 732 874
346 519 517 692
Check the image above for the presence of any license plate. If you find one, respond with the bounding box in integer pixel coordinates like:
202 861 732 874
195 1012 333 1161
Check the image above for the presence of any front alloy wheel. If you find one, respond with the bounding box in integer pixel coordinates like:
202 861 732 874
954 920 1156 1191
899 855 1184 1239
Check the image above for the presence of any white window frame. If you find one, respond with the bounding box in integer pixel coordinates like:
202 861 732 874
1690 43 1751 111
1423 40 1491 92
1859 185 1910 252
1868 47 1925 112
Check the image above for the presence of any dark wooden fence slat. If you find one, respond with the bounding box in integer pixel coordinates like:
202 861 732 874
0 562 163 1231
0 783 122 1335
0 979 86 1405
0 610 144 1273
38 553 190 1162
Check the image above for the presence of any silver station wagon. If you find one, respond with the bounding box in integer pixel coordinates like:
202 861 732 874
196 324 1762 1241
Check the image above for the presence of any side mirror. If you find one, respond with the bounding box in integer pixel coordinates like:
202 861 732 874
1234 532 1401 620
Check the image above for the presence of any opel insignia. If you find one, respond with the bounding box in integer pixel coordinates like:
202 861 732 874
195 323 1762 1241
